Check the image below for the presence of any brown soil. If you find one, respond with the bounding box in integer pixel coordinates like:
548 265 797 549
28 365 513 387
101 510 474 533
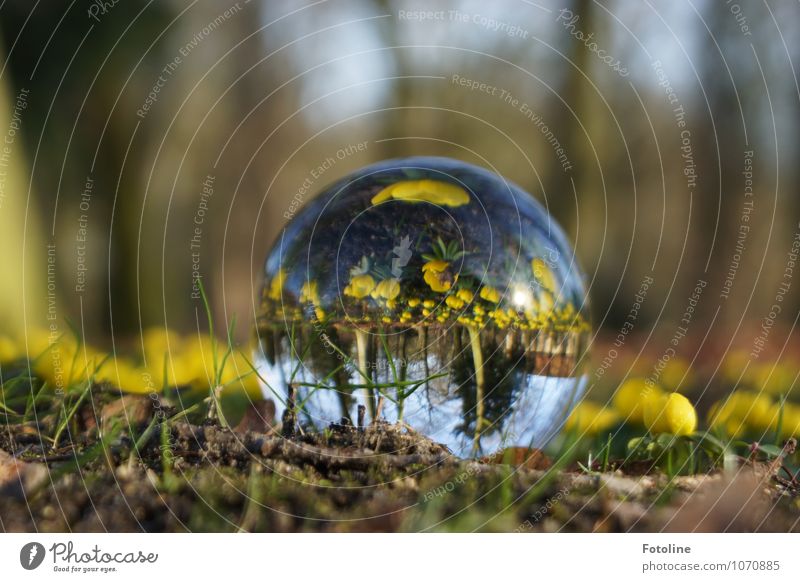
1 397 798 532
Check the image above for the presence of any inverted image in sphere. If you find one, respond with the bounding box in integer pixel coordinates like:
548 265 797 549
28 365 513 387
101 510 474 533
256 157 591 457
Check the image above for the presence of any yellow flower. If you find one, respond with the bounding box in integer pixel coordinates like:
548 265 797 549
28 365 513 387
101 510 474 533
155 353 197 388
721 350 757 385
445 295 465 310
531 258 557 293
642 393 668 434
344 274 376 299
738 391 774 429
314 307 326 321
32 336 107 391
268 269 286 301
422 259 454 293
371 179 470 207
0 336 19 363
778 403 800 439
141 328 187 388
423 260 448 274
565 401 620 435
97 359 156 395
142 327 182 364
479 285 500 303
300 280 320 305
23 328 55 357
407 298 421 308
220 351 263 400
33 345 74 390
490 310 511 327
177 333 226 389
708 390 777 436
643 392 697 436
755 361 798 395
372 278 401 300
423 270 452 293
612 378 660 423
456 288 474 303
422 299 435 309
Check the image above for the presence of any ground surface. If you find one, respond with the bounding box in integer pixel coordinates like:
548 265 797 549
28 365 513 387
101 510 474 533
2 393 799 533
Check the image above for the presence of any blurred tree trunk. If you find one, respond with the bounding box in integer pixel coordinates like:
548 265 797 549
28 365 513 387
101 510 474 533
0 39 45 334
0 2 174 341
544 0 591 234
142 0 296 339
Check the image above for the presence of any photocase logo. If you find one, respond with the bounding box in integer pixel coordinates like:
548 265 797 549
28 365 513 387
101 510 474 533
391 235 413 277
19 542 46 570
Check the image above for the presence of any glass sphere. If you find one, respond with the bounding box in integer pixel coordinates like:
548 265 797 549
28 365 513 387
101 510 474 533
256 157 590 457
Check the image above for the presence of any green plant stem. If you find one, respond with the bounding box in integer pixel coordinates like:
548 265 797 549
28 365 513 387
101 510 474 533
52 381 92 446
354 328 375 419
294 374 445 391
197 279 229 428
468 326 485 455
397 334 408 422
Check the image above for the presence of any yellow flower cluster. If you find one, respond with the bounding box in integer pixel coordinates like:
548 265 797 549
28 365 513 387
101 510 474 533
139 329 262 399
371 180 470 207
568 378 699 437
570 365 800 442
0 328 262 400
477 302 586 332
440 287 472 310
342 273 401 311
722 351 799 396
95 359 155 395
707 390 800 439
394 288 586 331
264 244 587 335
10 329 107 392
565 401 620 434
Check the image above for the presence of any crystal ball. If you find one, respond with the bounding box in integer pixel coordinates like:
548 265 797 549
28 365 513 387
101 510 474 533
256 157 590 457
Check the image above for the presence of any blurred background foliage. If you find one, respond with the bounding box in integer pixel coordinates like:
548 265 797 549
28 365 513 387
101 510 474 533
0 0 798 367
